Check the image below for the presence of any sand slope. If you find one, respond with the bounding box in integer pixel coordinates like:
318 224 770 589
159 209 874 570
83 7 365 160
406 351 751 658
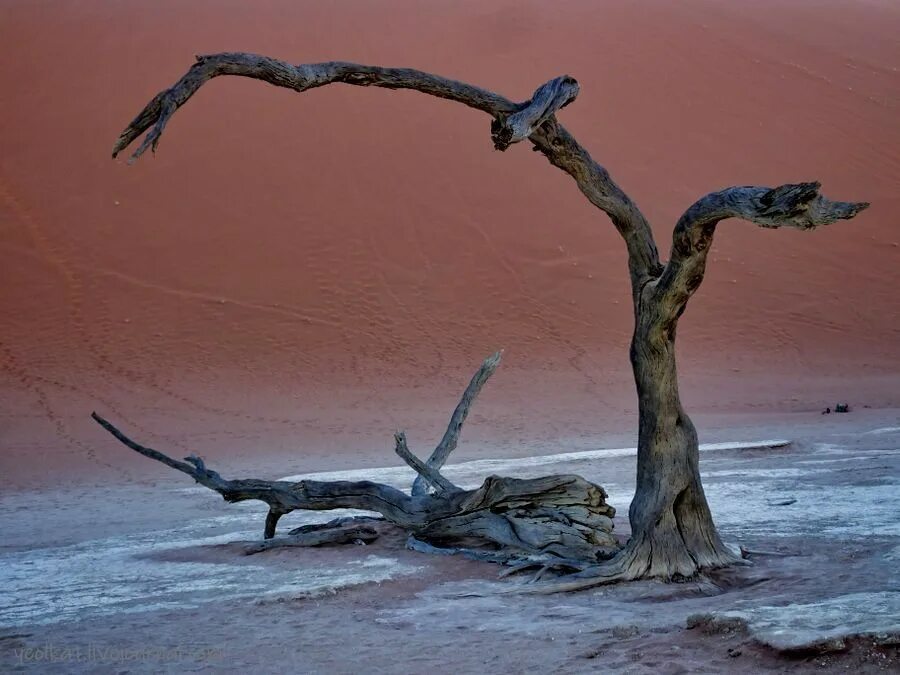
1 0 898 487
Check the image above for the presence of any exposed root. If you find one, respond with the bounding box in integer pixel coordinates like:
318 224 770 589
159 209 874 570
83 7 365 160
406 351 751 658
445 522 748 597
497 557 591 579
405 536 522 565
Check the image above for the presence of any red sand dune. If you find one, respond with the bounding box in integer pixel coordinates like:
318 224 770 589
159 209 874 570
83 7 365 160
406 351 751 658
1 0 898 488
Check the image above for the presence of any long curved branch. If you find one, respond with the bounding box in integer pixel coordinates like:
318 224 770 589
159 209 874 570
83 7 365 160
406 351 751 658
90 411 419 527
653 182 869 320
113 52 660 284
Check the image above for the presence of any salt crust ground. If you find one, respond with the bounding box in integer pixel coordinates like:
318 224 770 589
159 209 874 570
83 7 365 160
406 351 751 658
1 411 897 673
2 0 899 491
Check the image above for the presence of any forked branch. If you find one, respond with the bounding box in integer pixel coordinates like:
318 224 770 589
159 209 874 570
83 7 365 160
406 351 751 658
394 431 458 495
654 182 869 319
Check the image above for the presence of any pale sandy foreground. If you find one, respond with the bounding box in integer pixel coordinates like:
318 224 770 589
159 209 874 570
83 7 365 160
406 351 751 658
1 411 897 673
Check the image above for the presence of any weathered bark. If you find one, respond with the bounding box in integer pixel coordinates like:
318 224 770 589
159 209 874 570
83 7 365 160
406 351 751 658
394 430 459 495
535 182 868 590
570 182 868 588
244 517 381 555
411 351 501 497
491 76 579 150
110 52 869 588
112 52 661 285
654 182 869 323
92 356 620 567
625 322 737 577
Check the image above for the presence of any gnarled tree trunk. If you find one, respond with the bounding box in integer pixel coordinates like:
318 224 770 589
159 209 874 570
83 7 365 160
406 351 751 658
627 316 734 578
103 52 868 589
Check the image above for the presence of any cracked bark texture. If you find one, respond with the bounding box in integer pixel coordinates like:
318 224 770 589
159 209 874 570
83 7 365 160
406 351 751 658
92 409 620 565
110 52 869 586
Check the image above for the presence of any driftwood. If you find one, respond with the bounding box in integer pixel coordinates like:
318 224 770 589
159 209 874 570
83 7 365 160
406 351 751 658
243 517 381 555
93 353 619 569
109 51 869 589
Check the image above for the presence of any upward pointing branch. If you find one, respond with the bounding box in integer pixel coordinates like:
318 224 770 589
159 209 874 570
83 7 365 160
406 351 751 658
113 52 661 285
411 351 502 497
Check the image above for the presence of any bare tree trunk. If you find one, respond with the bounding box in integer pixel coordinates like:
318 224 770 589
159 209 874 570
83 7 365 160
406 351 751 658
626 318 736 579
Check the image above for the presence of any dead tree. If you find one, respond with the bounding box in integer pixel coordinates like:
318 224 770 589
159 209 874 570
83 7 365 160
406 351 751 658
93 352 620 570
104 52 868 588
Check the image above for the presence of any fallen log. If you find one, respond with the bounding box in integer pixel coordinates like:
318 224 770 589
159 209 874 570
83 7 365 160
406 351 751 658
244 517 381 555
92 353 619 568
